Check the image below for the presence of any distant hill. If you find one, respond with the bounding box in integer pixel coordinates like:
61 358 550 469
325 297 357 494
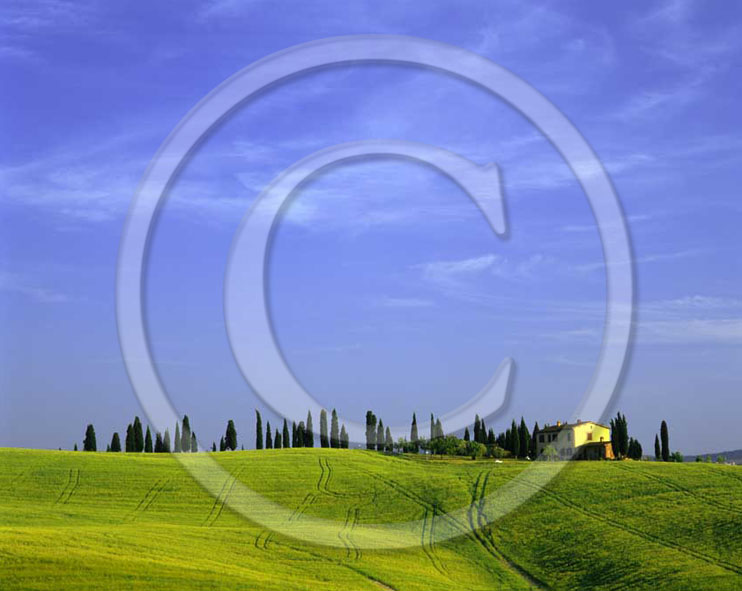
686 449 742 463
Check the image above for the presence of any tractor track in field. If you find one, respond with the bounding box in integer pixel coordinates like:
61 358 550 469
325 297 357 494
128 479 168 521
468 470 548 590
614 463 742 517
317 457 367 499
289 492 317 522
420 507 448 576
317 457 340 496
364 470 470 537
203 467 244 527
337 507 362 560
272 539 399 590
254 529 273 550
363 470 467 578
517 476 742 576
54 469 80 505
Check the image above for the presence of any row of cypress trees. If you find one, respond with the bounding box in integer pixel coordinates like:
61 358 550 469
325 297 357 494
79 415 198 453
362 411 533 456
364 411 651 462
253 409 350 450
610 412 645 459
365 411 394 451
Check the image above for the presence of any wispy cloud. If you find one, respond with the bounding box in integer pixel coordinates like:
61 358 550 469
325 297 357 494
544 294 742 345
375 296 435 309
414 253 555 302
0 271 71 303
571 249 704 273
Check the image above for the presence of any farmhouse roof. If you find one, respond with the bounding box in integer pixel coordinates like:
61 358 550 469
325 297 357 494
539 420 610 433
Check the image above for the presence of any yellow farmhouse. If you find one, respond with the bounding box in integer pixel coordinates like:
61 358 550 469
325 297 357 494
535 420 614 460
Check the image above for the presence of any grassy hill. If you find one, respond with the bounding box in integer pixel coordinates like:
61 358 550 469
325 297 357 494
1 448 741 590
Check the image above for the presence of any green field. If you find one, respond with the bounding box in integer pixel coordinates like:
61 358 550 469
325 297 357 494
1 448 741 590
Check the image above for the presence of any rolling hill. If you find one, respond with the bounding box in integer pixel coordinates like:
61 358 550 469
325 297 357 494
1 448 741 590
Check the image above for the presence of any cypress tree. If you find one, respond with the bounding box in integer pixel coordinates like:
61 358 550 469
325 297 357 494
610 417 617 457
320 409 329 448
296 421 305 447
211 441 216 452
265 422 273 449
225 420 237 451
106 444 111 452
619 413 629 458
654 434 661 460
410 413 418 445
174 422 182 453
83 424 97 452
530 422 540 457
487 429 496 446
510 420 520 458
519 418 530 459
292 421 298 447
191 431 197 452
376 419 384 451
163 428 171 453
74 443 78 451
435 418 443 439
274 430 281 449
144 427 153 453
340 425 349 448
473 414 481 443
125 423 134 452
133 416 144 453
154 433 163 453
219 436 226 452
628 438 642 460
479 418 487 444
429 413 435 440
464 427 470 441
255 410 263 450
181 415 191 454
660 420 670 462
330 409 340 448
305 411 314 447
110 432 121 452
282 419 290 450
385 427 393 452
365 411 377 450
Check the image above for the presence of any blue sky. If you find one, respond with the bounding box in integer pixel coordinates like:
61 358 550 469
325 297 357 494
1 0 740 454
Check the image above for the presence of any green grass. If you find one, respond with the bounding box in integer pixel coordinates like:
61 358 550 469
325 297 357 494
1 448 741 590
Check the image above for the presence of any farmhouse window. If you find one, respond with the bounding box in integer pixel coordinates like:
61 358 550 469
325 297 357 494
586 432 593 441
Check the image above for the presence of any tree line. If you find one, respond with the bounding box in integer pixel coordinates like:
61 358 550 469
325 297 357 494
252 409 350 450
77 409 351 453
77 410 675 461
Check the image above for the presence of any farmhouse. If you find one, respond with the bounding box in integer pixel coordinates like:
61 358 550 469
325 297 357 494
536 420 614 460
